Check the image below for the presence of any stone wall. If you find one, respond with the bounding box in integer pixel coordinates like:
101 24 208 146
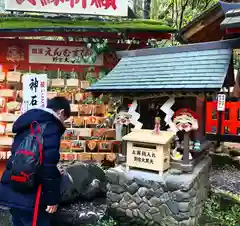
106 157 212 226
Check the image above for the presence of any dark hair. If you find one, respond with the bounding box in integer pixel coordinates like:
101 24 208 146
47 97 71 119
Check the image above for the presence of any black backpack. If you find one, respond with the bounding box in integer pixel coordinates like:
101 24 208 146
10 121 47 193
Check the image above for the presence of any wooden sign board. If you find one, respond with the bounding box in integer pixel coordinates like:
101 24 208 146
123 129 174 175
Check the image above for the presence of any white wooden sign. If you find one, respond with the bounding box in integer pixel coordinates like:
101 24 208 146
29 45 103 66
5 0 128 17
217 93 226 111
22 73 47 113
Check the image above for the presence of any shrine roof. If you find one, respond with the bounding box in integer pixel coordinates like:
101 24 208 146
87 39 236 93
0 15 175 33
220 1 240 29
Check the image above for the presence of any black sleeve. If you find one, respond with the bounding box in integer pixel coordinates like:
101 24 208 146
41 122 61 206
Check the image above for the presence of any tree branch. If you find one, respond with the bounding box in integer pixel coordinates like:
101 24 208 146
179 0 190 29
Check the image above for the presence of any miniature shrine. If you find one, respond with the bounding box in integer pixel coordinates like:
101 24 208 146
0 11 175 177
88 38 238 172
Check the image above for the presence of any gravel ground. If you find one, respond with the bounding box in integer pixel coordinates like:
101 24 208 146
52 198 107 226
210 166 240 194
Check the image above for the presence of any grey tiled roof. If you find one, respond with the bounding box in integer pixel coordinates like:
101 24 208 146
220 1 240 28
221 9 240 28
88 43 232 92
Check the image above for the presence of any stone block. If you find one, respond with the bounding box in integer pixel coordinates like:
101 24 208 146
107 192 122 202
106 170 119 184
172 190 191 202
177 202 190 212
127 182 139 194
128 201 138 209
110 184 126 194
126 209 133 218
106 157 212 226
139 203 150 213
138 187 148 197
132 193 142 204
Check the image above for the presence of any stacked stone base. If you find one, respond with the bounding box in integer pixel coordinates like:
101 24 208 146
106 157 212 226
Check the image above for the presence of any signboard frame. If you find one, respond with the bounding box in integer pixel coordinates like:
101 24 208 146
4 0 128 17
29 44 104 66
22 73 47 113
217 93 226 111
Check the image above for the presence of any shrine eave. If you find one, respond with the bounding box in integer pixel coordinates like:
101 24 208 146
87 88 221 94
0 28 173 41
0 15 176 35
220 0 240 31
0 27 174 33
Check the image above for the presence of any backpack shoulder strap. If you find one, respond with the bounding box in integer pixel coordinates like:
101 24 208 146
30 121 48 137
39 123 48 136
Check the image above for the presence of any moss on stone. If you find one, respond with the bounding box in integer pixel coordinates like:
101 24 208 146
0 15 175 32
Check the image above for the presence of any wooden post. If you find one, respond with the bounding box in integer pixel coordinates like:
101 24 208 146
217 111 223 147
183 132 190 165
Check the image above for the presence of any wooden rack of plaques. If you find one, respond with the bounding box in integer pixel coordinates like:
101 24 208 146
0 71 22 177
0 70 119 170
48 72 119 163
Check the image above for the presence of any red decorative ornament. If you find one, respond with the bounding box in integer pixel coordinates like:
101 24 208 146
90 116 97 124
173 108 199 132
6 46 25 63
174 108 199 120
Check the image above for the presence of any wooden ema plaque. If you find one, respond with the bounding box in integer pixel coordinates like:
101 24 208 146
123 129 175 175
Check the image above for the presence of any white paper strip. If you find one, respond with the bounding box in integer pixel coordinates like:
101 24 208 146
128 100 143 129
160 98 177 133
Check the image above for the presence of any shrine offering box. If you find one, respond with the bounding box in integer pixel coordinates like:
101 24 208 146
123 129 175 175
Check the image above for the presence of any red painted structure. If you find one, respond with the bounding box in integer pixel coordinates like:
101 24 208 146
0 39 115 72
0 32 172 72
206 98 240 142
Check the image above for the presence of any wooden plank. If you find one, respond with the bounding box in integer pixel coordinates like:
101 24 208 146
183 132 190 165
60 152 116 162
184 7 223 40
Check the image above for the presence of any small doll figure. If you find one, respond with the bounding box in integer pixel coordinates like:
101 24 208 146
153 117 161 135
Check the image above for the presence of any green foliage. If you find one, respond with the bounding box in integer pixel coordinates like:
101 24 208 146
203 193 240 226
87 217 117 226
0 16 174 31
146 0 218 29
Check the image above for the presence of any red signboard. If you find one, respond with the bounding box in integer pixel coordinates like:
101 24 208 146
0 39 111 72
